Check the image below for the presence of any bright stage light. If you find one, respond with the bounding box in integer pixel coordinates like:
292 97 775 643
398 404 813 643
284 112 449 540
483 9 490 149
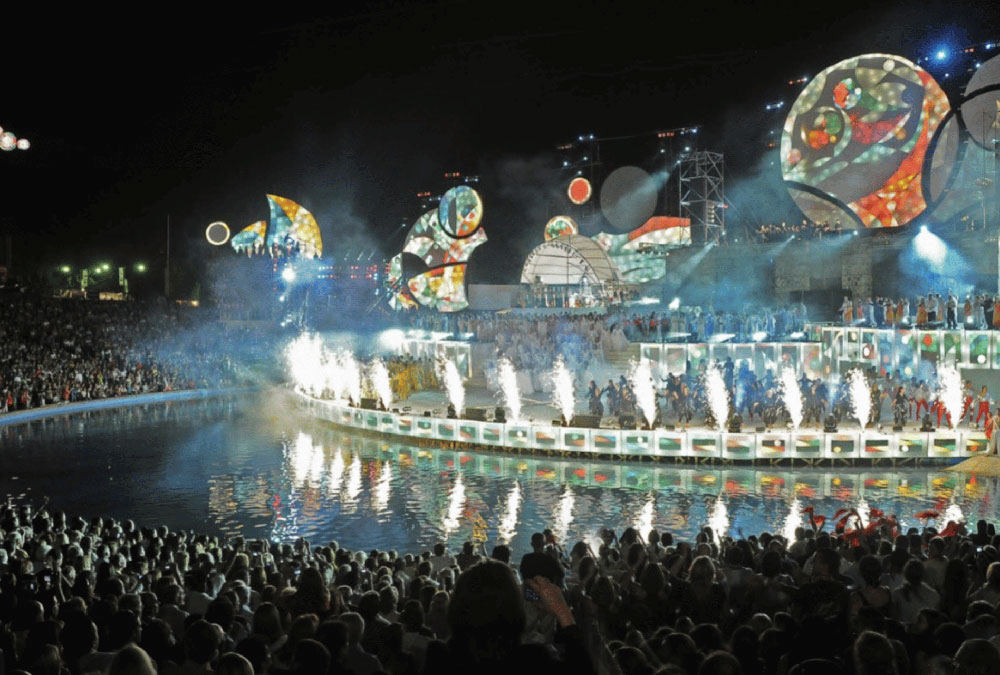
668 297 680 310
281 267 296 282
752 331 768 342
935 49 947 61
913 227 946 270
60 265 70 274
16 138 29 150
135 263 146 273
278 295 286 302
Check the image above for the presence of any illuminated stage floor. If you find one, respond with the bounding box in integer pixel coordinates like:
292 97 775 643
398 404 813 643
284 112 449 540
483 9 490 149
297 391 988 464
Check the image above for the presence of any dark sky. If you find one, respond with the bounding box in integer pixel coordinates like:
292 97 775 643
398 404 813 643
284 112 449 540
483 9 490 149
2 1 996 281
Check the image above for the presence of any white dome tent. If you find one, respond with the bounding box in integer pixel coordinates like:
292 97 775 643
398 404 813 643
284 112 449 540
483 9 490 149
520 234 623 285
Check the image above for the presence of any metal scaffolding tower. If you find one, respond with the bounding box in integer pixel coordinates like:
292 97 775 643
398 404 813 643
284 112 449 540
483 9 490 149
679 151 725 244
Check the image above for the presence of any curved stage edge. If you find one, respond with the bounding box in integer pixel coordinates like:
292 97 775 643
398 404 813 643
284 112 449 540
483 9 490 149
295 392 981 465
0 388 257 428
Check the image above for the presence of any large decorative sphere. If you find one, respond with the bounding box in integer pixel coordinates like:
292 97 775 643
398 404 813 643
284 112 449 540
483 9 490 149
781 54 950 228
438 185 483 237
0 132 16 151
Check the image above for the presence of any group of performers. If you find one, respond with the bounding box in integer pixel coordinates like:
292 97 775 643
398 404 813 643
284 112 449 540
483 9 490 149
583 360 1000 454
839 293 1000 329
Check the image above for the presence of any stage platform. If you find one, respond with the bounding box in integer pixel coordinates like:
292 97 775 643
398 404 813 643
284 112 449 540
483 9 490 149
295 391 988 465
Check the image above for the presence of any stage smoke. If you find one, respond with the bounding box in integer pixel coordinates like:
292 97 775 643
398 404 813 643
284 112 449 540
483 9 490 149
847 369 871 430
497 357 522 423
630 358 658 429
551 357 576 425
779 367 803 430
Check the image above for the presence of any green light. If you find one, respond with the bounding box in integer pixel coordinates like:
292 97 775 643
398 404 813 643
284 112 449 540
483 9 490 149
135 263 147 273
101 263 110 271
60 266 71 274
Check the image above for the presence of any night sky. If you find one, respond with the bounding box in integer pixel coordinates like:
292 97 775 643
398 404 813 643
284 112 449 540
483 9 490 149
1 1 995 282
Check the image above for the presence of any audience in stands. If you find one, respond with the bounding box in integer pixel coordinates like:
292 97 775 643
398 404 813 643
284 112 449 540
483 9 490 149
0 294 262 414
2 496 999 675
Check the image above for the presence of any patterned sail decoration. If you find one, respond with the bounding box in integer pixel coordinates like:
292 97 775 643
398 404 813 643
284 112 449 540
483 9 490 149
230 221 267 253
267 194 323 258
265 195 294 251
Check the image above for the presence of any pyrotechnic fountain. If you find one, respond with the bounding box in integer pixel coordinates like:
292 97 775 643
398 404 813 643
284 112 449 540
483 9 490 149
551 357 575 425
779 367 803 430
937 365 962 430
287 334 325 396
630 358 658 429
337 352 363 406
704 363 729 431
441 359 466 415
497 357 522 423
369 358 393 410
498 481 521 543
847 369 871 429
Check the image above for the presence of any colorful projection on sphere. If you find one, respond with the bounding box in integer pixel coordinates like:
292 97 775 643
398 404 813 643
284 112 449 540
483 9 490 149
781 54 950 229
544 216 579 241
388 186 487 312
228 196 322 257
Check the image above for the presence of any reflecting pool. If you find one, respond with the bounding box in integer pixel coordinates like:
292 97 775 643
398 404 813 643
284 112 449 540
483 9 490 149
1 393 997 556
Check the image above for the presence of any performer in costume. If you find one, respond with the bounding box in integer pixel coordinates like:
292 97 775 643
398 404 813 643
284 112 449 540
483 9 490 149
975 385 991 429
989 408 1000 456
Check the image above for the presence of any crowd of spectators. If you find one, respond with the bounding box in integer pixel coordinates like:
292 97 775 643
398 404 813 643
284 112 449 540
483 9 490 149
837 293 1000 330
750 221 846 243
384 357 438 403
5 496 1000 675
0 294 262 414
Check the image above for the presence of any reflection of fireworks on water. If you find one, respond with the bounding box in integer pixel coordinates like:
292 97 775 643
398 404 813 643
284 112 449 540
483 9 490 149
937 365 962 430
498 481 521 543
551 357 575 424
344 454 362 505
704 364 729 431
708 497 729 539
630 359 658 429
442 473 466 535
944 502 964 524
779 367 803 429
440 360 465 414
635 494 655 537
857 499 870 527
553 485 575 543
782 497 803 541
847 369 871 429
328 450 345 493
373 461 391 512
497 357 522 423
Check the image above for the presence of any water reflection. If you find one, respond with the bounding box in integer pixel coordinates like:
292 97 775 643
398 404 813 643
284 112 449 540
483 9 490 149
3 394 1000 557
